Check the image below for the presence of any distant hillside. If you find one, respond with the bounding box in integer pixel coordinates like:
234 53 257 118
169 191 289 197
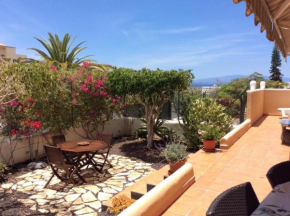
192 75 290 87
192 75 246 86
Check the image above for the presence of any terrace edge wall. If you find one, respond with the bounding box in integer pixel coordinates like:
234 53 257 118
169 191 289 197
0 117 184 165
221 88 290 149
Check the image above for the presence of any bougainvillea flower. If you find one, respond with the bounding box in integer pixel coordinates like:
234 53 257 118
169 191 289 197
97 80 103 86
90 110 96 116
72 100 77 105
27 97 34 104
112 98 116 103
116 96 121 99
49 66 58 71
120 104 125 108
81 62 92 67
9 101 19 106
87 73 92 83
69 76 78 81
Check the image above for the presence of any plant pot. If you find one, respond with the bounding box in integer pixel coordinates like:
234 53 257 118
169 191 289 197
202 140 216 152
168 159 187 175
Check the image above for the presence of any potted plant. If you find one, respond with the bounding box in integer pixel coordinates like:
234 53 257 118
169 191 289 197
163 143 188 175
198 121 222 152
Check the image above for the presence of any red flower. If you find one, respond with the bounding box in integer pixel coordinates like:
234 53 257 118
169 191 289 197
112 98 116 103
120 104 125 108
116 96 121 99
72 100 77 105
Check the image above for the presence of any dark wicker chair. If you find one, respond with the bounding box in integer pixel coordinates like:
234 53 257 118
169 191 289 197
266 161 290 188
44 145 85 188
206 182 260 216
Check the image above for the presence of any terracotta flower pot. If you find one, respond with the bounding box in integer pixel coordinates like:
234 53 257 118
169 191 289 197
168 159 187 175
202 140 216 152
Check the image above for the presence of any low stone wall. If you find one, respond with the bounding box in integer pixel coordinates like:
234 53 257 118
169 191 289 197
0 118 184 165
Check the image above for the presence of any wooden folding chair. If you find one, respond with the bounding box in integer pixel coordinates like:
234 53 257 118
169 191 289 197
44 145 85 188
94 132 113 171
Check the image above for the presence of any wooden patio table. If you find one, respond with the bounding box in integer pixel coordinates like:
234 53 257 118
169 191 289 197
57 139 108 175
251 181 290 215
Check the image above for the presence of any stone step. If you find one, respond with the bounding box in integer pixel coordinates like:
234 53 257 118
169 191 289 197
101 164 170 213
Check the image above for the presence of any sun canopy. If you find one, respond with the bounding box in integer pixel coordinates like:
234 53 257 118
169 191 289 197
234 0 290 58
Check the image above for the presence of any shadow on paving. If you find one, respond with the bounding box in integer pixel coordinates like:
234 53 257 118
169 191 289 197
117 141 167 169
0 190 55 216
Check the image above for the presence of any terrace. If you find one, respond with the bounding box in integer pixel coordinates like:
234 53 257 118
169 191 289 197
1 1 290 215
1 86 289 216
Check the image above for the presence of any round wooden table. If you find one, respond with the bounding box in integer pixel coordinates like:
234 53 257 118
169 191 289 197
57 139 108 173
56 139 108 152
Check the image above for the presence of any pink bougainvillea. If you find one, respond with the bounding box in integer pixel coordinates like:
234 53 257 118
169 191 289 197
9 101 19 106
81 62 92 67
72 99 77 105
49 66 58 71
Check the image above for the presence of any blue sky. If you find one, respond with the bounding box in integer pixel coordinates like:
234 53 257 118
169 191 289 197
0 0 289 79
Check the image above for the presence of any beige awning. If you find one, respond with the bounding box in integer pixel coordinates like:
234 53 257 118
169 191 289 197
234 0 290 58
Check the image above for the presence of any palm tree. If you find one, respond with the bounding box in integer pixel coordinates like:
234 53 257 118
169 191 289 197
29 33 113 71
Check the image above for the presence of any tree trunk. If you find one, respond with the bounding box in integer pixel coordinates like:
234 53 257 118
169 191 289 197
146 117 155 149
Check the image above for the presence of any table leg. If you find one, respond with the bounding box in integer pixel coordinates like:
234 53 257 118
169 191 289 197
85 152 102 173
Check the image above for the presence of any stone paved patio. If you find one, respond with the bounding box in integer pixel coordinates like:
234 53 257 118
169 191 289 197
0 154 155 215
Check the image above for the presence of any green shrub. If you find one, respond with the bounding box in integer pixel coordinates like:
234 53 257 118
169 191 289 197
162 143 188 162
180 97 232 149
198 121 223 140
0 160 7 180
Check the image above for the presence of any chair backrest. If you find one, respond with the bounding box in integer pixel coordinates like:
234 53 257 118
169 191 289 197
97 132 113 147
52 134 66 146
44 145 66 167
206 182 260 216
266 161 290 188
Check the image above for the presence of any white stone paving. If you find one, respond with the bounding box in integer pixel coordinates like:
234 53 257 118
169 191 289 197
0 154 155 215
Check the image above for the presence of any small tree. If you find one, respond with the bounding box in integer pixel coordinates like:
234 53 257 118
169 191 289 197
269 46 283 82
108 68 193 148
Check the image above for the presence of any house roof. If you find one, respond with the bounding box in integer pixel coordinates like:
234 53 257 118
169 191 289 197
234 0 290 58
0 43 7 47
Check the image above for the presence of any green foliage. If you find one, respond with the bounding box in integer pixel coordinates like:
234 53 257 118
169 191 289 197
28 33 113 71
134 118 169 139
29 33 92 68
108 68 193 101
108 67 193 148
0 61 121 137
0 160 7 180
180 97 232 149
198 121 222 140
266 80 288 89
162 143 188 162
269 46 283 82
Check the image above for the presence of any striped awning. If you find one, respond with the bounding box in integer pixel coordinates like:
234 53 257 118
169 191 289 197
234 0 290 58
